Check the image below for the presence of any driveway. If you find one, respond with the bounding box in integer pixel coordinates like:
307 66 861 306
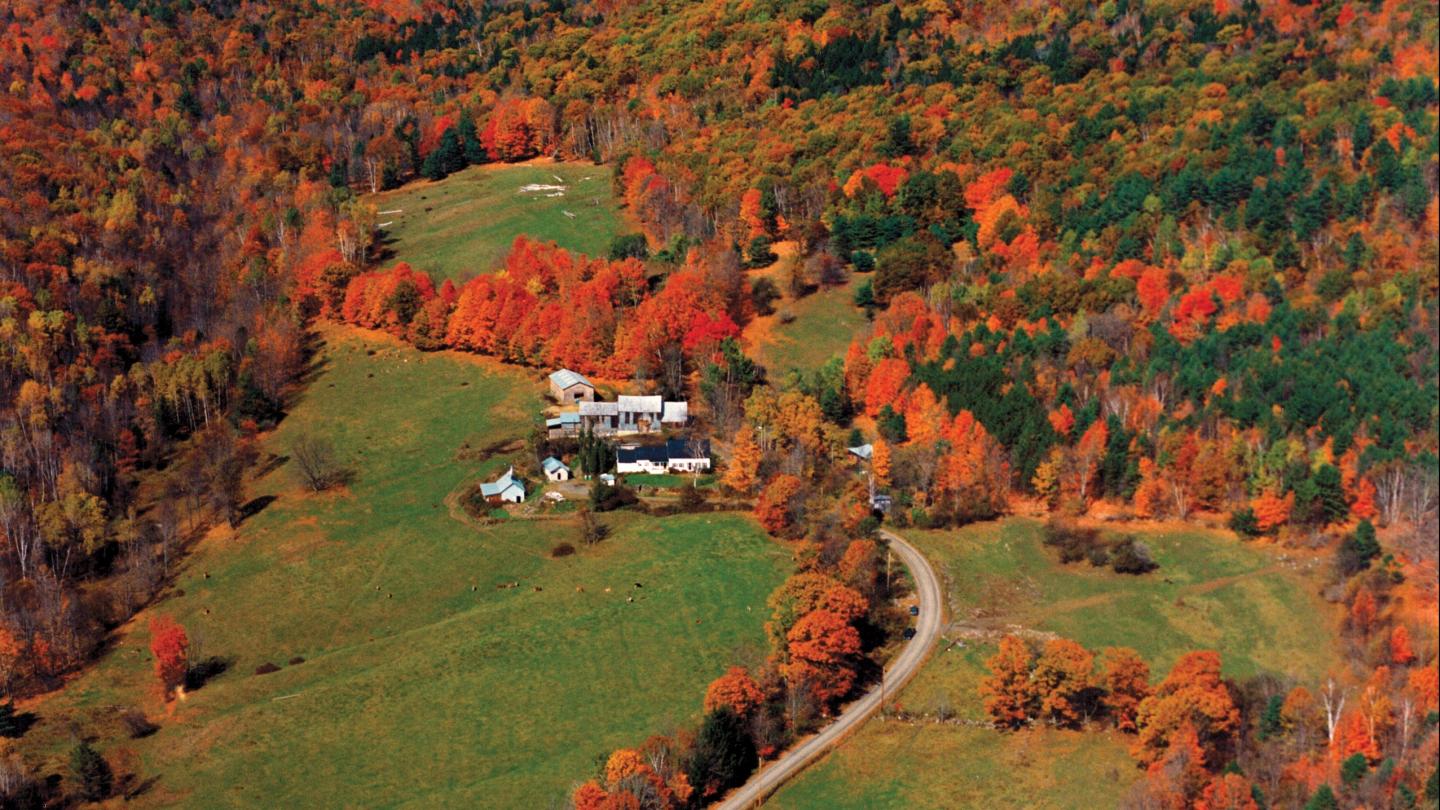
715 529 944 808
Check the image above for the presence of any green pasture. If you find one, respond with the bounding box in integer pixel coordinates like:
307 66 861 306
371 161 624 283
24 328 787 808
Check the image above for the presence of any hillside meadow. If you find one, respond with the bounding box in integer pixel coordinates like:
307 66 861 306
770 518 1341 808
747 283 868 380
371 161 625 283
23 326 788 808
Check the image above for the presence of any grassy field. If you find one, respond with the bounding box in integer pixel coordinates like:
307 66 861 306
623 473 716 489
747 282 867 378
24 326 788 808
914 519 1338 680
772 724 1138 809
771 518 1339 808
371 160 625 283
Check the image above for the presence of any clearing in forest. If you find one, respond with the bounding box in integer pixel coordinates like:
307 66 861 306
371 160 625 283
22 325 788 808
745 280 868 378
770 518 1339 808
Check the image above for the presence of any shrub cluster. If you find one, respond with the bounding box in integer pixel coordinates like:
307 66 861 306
1043 520 1157 575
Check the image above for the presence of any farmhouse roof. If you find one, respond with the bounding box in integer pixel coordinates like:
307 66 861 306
479 466 525 497
617 444 670 464
617 395 663 414
546 412 581 428
847 443 874 460
580 401 619 416
661 401 688 423
666 437 710 460
541 456 570 474
549 369 593 390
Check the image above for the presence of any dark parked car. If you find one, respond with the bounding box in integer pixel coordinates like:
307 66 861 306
909 605 920 617
902 627 916 640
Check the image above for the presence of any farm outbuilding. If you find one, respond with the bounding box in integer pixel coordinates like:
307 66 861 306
546 411 581 438
480 466 526 504
548 369 595 404
542 456 572 481
578 396 689 435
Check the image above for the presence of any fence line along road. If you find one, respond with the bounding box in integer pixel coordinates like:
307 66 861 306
715 529 944 809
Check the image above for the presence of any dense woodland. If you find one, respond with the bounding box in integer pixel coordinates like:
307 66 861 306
0 0 1436 806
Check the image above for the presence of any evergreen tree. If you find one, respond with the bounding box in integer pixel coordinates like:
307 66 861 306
746 235 777 267
1229 507 1260 540
877 405 908 443
880 113 914 158
70 742 113 803
1099 415 1132 498
1337 519 1382 576
421 150 446 181
457 110 485 165
1257 693 1284 740
854 279 877 317
1340 753 1368 788
1312 464 1348 525
1304 785 1338 810
328 157 348 189
685 707 757 794
608 233 649 261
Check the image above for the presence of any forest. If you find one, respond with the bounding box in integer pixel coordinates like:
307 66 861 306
0 0 1436 806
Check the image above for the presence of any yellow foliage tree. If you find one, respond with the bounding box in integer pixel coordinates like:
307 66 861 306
871 439 891 486
722 425 761 493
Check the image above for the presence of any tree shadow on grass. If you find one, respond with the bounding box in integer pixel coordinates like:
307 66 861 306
238 494 279 523
184 656 233 693
0 702 39 739
121 774 162 801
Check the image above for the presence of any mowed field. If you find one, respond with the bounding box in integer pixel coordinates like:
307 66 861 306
371 160 624 282
771 518 1339 808
742 244 868 377
749 284 867 377
24 326 789 808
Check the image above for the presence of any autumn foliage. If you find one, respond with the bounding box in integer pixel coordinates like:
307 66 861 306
149 616 190 696
1132 651 1240 766
704 667 765 718
754 475 804 537
337 236 746 378
781 609 862 710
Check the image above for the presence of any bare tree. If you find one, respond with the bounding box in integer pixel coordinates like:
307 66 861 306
290 433 345 492
1320 677 1347 745
579 509 609 546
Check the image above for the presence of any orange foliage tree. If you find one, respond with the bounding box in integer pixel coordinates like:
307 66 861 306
1389 625 1416 665
1101 646 1153 733
1133 651 1240 766
754 474 804 537
704 666 765 718
1145 720 1211 808
781 609 862 710
862 358 910 418
1071 418 1109 506
1196 773 1260 810
980 634 1036 729
1251 489 1293 534
1033 638 1095 728
871 439 892 486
